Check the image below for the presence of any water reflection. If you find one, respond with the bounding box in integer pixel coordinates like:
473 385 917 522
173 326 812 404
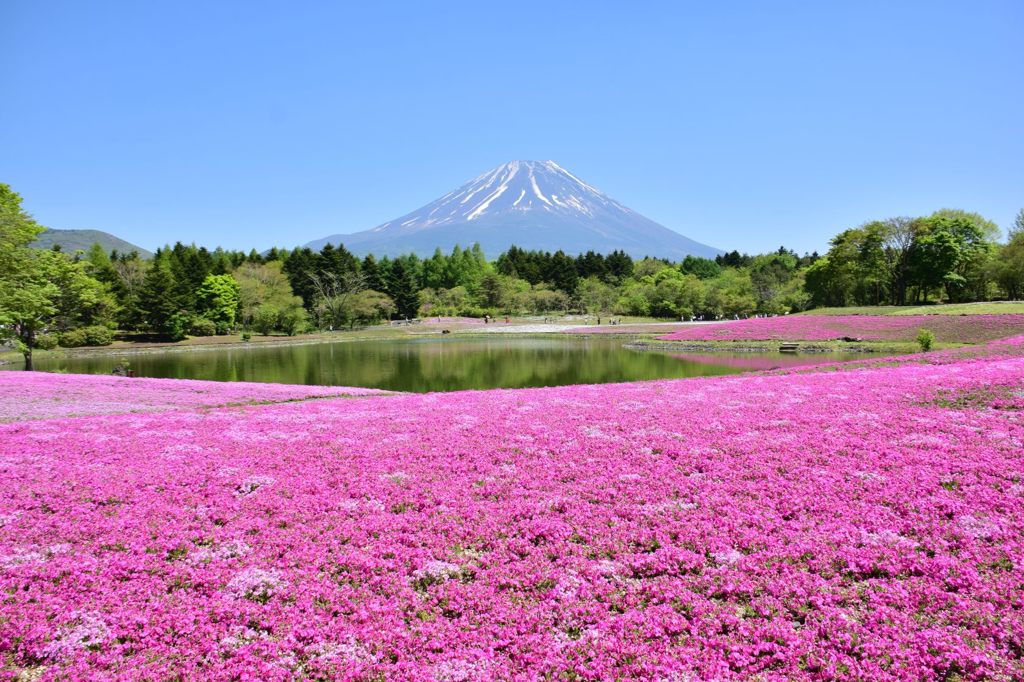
13 336 866 392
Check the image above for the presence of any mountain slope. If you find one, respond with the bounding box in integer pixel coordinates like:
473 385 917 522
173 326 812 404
306 161 721 259
32 228 153 258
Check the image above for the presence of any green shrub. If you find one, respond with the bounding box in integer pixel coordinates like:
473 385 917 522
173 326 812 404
280 308 307 336
59 326 115 348
241 331 252 342
917 328 935 352
163 313 190 342
35 334 59 350
189 318 217 337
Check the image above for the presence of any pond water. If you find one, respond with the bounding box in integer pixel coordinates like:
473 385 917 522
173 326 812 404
14 336 865 392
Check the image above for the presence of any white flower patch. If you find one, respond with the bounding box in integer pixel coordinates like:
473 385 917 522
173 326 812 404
1 549 47 568
554 571 586 599
382 471 409 485
219 625 270 649
413 560 462 582
903 433 948 448
161 443 206 459
190 539 251 564
712 548 743 565
307 638 376 664
594 559 623 577
234 475 275 498
859 529 917 549
227 567 285 602
40 612 109 661
958 515 1000 540
433 658 493 681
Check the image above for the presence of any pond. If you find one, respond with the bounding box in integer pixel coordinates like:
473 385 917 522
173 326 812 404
12 336 865 392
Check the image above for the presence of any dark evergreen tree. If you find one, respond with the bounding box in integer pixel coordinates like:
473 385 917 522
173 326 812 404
361 254 386 292
386 258 419 318
138 261 186 340
282 247 318 308
575 251 608 280
604 250 634 283
546 250 579 294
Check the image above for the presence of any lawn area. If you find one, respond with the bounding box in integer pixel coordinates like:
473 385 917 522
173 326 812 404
2 338 1023 680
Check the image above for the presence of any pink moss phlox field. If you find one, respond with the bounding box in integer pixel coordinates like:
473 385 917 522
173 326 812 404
0 372 389 423
656 314 1024 343
2 344 1024 680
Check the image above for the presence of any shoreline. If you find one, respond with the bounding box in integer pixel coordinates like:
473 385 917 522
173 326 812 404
622 339 938 354
0 317 978 367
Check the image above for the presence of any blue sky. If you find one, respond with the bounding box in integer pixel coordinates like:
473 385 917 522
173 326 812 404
3 1 1022 255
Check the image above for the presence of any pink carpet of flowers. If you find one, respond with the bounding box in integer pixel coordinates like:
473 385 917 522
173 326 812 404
0 372 388 423
656 314 1024 343
2 342 1024 680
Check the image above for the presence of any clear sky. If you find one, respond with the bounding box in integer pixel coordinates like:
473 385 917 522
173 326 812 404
3 1 1021 255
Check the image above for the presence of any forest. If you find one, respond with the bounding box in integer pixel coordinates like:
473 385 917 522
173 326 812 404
2 182 1023 369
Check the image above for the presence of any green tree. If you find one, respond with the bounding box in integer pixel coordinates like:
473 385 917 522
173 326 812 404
881 217 919 305
990 232 1024 300
422 247 450 289
648 269 705 318
910 212 994 302
1010 208 1024 239
138 261 187 340
680 255 721 280
361 254 386 292
474 273 527 313
547 250 579 294
749 251 799 311
47 251 119 332
386 258 419 318
0 185 119 368
195 274 241 331
0 184 55 369
575 276 618 317
703 268 755 318
522 284 569 314
346 290 396 326
234 261 306 334
618 280 653 316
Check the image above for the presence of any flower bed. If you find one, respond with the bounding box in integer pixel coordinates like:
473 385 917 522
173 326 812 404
656 314 1024 343
0 372 389 423
1 345 1023 680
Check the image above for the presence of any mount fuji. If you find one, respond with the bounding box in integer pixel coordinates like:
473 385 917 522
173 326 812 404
305 161 721 259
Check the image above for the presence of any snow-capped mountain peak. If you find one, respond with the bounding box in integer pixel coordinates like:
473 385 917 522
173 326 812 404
374 160 622 231
306 161 721 259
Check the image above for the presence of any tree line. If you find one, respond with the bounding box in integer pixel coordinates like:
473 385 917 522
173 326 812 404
2 181 1022 369
805 209 1024 306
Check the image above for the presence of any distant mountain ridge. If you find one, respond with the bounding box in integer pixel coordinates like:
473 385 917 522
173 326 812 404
306 161 721 259
32 228 153 258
